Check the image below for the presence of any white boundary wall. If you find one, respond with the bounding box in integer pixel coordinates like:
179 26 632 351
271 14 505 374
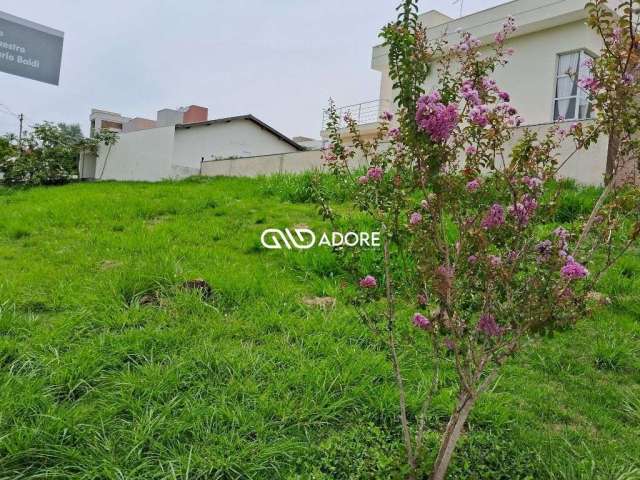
95 126 176 182
202 150 326 177
202 123 611 185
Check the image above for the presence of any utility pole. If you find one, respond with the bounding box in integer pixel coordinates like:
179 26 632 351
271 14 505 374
18 113 24 155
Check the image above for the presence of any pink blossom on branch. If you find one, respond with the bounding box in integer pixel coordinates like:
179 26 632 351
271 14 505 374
522 175 543 190
380 111 394 122
477 313 503 337
416 92 460 142
561 257 589 280
460 80 481 105
469 104 490 127
359 275 378 288
409 212 423 225
488 255 502 268
367 166 384 181
481 203 506 230
412 313 432 331
579 76 601 94
508 194 538 226
498 90 511 102
465 145 478 155
466 179 481 192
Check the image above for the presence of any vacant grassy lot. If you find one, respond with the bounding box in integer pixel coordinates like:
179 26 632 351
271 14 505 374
0 176 638 479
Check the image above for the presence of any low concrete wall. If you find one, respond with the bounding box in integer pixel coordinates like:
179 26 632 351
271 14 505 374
201 149 375 177
202 150 328 177
203 123 615 186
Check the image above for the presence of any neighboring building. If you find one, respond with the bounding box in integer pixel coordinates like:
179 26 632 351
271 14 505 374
89 109 130 136
322 0 632 185
80 105 303 181
292 136 324 150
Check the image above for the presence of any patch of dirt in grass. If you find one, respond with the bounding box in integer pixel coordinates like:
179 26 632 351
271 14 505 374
144 215 170 227
99 260 122 270
302 296 336 310
180 278 213 299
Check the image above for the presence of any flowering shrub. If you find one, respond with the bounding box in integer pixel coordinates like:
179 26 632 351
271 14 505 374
319 1 640 479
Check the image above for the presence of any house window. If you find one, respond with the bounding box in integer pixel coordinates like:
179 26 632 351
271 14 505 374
553 50 594 121
101 120 123 132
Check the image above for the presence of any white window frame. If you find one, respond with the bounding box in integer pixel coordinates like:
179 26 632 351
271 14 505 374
552 50 595 121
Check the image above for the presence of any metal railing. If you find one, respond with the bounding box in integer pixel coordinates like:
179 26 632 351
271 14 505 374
322 99 392 130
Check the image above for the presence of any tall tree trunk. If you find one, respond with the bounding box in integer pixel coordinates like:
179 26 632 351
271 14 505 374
430 391 477 480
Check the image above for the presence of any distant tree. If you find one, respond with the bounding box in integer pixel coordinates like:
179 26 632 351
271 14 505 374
0 123 116 186
56 122 85 146
0 134 16 162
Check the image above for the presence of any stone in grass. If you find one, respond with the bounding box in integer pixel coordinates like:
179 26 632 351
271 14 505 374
181 278 213 299
302 296 336 310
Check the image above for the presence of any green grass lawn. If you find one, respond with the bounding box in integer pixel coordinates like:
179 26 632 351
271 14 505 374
0 177 638 479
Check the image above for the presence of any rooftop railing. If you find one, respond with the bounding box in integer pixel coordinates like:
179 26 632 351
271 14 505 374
322 99 392 130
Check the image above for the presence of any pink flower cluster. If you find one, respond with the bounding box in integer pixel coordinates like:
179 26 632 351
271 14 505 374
498 91 510 102
477 313 503 337
561 257 589 280
460 80 481 105
416 92 460 142
488 255 502 268
388 127 401 140
367 166 383 181
359 275 377 288
481 203 505 230
508 194 538 226
380 111 394 122
507 250 519 263
470 104 490 127
494 15 517 44
579 76 601 95
611 27 623 45
466 179 481 192
554 226 569 241
522 175 543 190
494 103 523 127
412 313 432 331
409 212 423 225
322 147 337 164
456 32 481 53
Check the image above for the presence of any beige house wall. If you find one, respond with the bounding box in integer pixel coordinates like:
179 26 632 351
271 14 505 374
361 0 615 185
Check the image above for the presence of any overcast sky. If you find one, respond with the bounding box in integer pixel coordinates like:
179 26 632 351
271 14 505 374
0 0 505 139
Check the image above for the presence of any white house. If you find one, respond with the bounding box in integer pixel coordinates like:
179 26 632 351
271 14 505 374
80 106 303 182
323 0 635 185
